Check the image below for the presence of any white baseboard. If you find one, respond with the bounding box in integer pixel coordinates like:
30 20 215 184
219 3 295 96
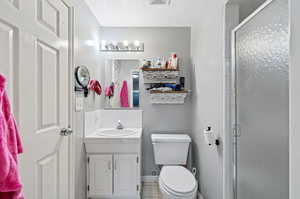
142 175 159 183
198 191 204 199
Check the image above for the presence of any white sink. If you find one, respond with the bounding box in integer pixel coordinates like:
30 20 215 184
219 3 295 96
96 129 137 137
84 128 142 153
85 128 142 141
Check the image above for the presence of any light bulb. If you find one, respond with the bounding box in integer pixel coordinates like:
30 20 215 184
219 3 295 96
123 40 129 47
134 40 140 47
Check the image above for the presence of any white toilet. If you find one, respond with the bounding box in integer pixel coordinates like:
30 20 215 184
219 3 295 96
151 134 198 199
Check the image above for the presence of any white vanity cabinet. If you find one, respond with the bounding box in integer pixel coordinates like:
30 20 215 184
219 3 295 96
87 154 140 199
85 128 142 199
84 109 143 199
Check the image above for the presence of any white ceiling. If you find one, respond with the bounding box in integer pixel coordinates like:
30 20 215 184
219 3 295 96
84 0 199 27
84 0 267 27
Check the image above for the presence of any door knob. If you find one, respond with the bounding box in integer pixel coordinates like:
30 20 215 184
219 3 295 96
60 127 73 136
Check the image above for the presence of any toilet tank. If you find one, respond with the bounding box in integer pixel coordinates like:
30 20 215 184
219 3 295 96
151 134 191 165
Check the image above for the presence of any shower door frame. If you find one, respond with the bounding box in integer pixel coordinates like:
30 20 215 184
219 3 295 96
230 1 286 199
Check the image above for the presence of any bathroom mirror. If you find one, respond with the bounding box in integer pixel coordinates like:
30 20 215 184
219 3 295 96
104 59 140 109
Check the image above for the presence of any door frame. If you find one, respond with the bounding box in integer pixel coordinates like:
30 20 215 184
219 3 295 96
223 0 286 199
289 0 300 198
60 0 75 198
130 69 140 108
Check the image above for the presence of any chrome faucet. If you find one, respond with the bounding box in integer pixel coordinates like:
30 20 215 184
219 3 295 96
116 120 124 130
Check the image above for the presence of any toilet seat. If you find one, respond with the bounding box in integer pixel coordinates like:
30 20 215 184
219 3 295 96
159 166 197 198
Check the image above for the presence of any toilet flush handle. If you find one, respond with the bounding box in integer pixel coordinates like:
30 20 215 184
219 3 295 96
192 167 197 177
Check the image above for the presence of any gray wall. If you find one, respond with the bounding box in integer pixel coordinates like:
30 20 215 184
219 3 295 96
100 27 193 176
190 1 226 199
72 1 104 198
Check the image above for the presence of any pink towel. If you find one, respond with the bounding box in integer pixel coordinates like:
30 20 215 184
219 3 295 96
105 87 112 97
88 80 102 95
0 74 24 199
105 83 115 99
120 80 129 107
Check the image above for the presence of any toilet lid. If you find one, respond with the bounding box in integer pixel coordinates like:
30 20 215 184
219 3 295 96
160 166 197 195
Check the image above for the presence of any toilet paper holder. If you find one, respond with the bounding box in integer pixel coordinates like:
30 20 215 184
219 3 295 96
204 126 220 146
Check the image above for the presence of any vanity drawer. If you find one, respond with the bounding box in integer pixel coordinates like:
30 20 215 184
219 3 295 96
85 142 141 154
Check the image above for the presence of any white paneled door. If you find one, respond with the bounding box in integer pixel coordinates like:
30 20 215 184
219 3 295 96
0 0 72 199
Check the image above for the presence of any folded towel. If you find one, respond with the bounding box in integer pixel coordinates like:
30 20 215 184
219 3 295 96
151 87 172 92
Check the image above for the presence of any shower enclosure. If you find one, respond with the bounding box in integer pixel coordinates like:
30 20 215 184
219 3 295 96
232 0 289 198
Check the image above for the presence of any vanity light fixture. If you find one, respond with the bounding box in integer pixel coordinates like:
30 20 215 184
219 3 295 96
148 0 171 5
100 40 144 52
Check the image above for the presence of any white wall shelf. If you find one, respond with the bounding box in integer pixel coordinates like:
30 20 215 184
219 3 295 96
149 90 188 104
142 68 180 84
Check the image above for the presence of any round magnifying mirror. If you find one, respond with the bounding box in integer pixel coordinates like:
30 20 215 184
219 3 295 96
75 66 90 97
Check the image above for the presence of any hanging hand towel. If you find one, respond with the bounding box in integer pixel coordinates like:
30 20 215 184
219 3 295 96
105 86 112 97
88 80 102 95
120 80 129 107
105 83 115 99
0 74 24 199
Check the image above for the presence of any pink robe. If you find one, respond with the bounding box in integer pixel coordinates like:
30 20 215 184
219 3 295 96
0 74 24 199
120 80 129 107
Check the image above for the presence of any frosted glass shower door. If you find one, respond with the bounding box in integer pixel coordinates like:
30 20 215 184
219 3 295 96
233 0 289 199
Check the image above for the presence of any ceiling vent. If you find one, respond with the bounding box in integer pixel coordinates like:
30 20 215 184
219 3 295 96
148 0 171 5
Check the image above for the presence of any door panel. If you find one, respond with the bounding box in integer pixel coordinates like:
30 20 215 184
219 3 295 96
37 0 60 36
234 0 289 198
0 0 71 199
88 155 113 196
37 153 59 199
114 154 138 195
37 40 60 130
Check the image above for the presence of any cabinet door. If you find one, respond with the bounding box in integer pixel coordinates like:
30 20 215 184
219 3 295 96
114 154 139 195
88 155 113 196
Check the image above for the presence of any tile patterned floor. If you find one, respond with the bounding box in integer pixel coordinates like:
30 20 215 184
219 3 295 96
142 182 163 199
